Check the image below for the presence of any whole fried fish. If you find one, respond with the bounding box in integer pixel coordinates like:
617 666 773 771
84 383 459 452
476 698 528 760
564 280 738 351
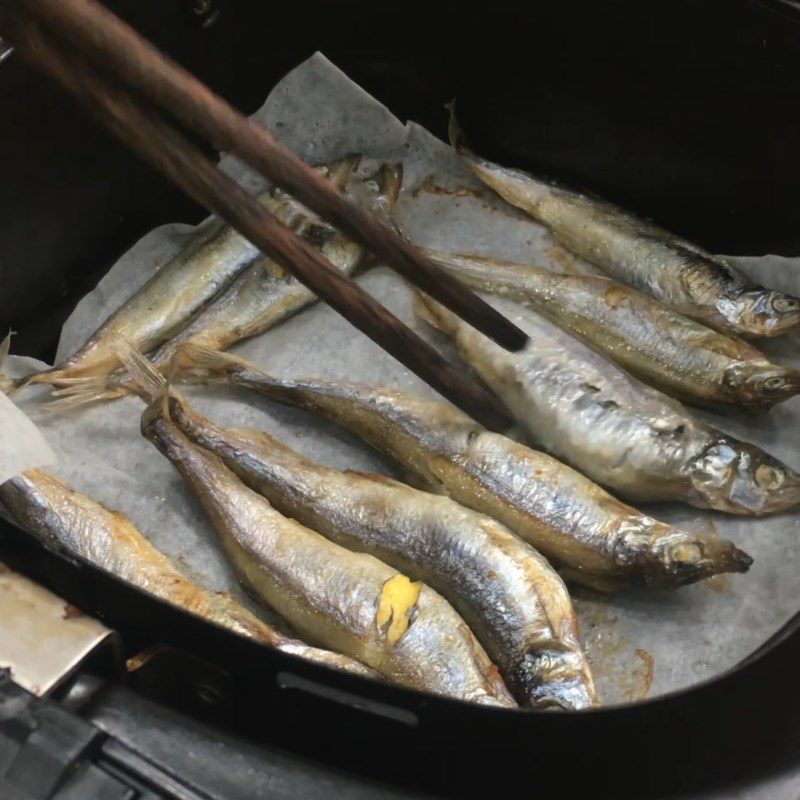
16 157 363 398
141 379 596 709
0 469 376 677
140 394 515 707
49 161 402 409
416 291 800 516
422 249 800 411
449 111 800 338
174 345 751 591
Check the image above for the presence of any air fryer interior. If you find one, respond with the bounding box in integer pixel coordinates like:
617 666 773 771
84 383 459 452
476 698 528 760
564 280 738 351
2 1 800 797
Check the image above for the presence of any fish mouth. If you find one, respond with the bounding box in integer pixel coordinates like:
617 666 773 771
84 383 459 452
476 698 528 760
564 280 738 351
653 534 753 588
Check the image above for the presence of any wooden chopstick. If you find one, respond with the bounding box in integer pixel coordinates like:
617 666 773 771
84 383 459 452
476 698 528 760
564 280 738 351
5 15 513 431
13 0 529 355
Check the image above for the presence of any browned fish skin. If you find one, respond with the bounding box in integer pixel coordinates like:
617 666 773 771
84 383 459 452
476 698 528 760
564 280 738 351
449 110 800 339
139 397 515 706
45 161 400 410
174 346 752 590
0 469 376 676
423 248 800 412
17 157 392 406
164 392 597 709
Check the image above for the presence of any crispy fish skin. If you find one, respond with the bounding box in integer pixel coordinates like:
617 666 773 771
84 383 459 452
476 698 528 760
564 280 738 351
416 292 800 516
175 346 751 589
165 393 596 709
423 249 800 412
49 162 400 409
0 469 375 676
140 165 401 379
20 158 362 396
140 398 515 707
449 113 800 339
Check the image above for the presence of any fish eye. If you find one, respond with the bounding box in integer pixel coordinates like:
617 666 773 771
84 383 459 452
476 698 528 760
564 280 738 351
668 542 702 565
772 295 800 314
761 375 789 394
755 463 785 489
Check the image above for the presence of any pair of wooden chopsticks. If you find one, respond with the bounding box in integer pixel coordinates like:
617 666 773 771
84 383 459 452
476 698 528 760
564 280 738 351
1 0 526 431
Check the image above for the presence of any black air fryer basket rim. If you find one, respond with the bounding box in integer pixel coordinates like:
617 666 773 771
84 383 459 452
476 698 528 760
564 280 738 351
3 519 798 715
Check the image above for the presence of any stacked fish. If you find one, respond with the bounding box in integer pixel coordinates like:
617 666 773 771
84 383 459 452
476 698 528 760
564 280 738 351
4 118 800 712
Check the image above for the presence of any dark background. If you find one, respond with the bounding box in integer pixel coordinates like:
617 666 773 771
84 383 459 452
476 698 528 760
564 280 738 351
3 0 800 360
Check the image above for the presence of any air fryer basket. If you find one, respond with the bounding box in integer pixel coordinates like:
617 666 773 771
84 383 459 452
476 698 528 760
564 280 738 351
2 1 800 797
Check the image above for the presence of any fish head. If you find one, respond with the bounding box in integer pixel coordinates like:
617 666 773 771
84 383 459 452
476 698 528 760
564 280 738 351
723 362 800 409
612 517 751 588
687 438 800 515
718 289 800 337
648 528 752 588
520 648 598 710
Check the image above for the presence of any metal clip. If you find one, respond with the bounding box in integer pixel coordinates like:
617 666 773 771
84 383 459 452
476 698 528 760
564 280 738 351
0 563 118 696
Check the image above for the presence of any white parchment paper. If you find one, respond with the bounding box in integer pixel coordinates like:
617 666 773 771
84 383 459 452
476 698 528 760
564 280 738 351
0 388 56 484
7 53 800 706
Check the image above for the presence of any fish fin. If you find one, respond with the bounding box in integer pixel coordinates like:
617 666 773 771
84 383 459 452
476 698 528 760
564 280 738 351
0 330 11 368
112 337 166 402
328 153 362 189
375 163 403 211
173 344 252 381
446 100 468 154
0 331 41 398
557 567 622 594
43 378 127 410
411 290 456 336
0 330 13 395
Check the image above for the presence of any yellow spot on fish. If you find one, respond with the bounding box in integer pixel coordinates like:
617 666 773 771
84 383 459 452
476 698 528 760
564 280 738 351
375 574 420 645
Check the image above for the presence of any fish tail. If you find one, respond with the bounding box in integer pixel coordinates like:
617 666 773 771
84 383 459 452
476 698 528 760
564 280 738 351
328 153 362 188
446 100 468 154
44 378 128 411
112 337 167 402
0 331 44 397
375 162 403 210
412 291 460 337
0 330 13 395
12 363 115 396
171 343 253 383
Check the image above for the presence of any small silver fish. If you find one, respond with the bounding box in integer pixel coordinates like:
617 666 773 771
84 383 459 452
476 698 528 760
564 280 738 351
173 344 752 591
47 162 401 409
449 109 800 339
416 291 800 516
17 157 365 398
153 387 597 709
422 248 800 412
140 394 515 707
0 468 376 677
